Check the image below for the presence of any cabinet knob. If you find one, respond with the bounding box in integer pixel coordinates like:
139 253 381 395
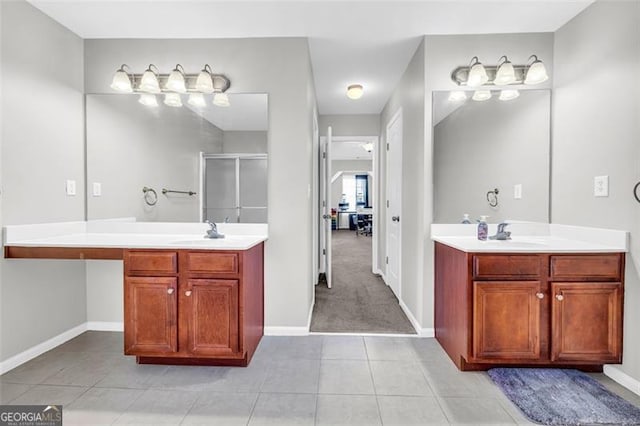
536 292 544 299
555 294 564 301
167 288 174 295
185 290 192 297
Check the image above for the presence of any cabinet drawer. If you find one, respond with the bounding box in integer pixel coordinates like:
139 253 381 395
125 251 177 275
185 252 239 274
550 255 622 280
473 255 541 279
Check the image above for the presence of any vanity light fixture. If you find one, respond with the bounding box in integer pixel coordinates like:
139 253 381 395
165 64 187 93
494 56 516 86
466 57 489 87
347 84 364 100
472 90 492 102
524 55 549 85
188 93 207 108
451 55 549 87
499 89 520 101
110 64 232 107
138 93 158 107
164 92 183 107
448 91 467 102
110 64 133 93
139 64 161 93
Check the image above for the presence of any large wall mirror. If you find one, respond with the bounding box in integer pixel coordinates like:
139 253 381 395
432 89 550 223
86 93 268 223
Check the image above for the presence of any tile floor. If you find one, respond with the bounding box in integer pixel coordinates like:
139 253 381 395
1 331 639 425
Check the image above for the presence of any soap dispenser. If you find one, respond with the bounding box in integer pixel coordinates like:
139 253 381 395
477 216 489 241
461 214 472 224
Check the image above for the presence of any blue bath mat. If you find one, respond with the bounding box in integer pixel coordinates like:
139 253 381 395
488 368 640 425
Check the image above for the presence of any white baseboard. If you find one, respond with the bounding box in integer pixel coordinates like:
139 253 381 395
398 300 434 337
87 321 124 332
0 323 87 375
264 326 310 336
604 365 640 396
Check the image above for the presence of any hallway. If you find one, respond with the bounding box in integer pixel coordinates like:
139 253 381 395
311 230 416 334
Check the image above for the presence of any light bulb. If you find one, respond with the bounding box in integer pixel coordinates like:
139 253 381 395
524 56 549 85
472 90 492 102
448 91 467 102
196 64 214 93
139 65 160 93
213 92 230 107
188 93 207 108
110 65 132 92
499 89 520 101
466 57 488 87
494 56 516 85
138 93 158 107
164 93 183 107
165 64 186 93
346 84 364 100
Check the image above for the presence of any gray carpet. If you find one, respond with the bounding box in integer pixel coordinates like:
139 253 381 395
310 230 416 334
488 368 640 425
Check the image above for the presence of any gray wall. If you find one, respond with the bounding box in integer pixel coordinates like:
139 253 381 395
86 95 223 222
380 38 426 323
434 90 550 223
222 131 268 154
319 114 380 136
0 1 86 361
84 37 316 329
553 1 640 382
422 32 554 328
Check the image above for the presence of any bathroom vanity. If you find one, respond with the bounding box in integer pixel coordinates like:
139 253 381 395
3 220 267 367
432 224 628 372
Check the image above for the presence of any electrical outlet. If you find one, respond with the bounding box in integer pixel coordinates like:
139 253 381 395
92 182 102 197
514 184 522 199
594 175 609 197
65 179 76 196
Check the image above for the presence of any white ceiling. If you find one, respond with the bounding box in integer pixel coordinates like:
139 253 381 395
28 1 593 115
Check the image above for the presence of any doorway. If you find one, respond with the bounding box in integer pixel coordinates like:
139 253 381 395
312 130 414 334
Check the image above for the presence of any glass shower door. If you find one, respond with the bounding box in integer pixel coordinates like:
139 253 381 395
204 157 238 223
239 158 267 223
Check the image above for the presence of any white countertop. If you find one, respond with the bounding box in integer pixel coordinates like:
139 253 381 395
431 223 628 253
3 219 268 251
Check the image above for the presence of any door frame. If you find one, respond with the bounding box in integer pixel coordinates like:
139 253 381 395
384 108 402 299
318 135 379 275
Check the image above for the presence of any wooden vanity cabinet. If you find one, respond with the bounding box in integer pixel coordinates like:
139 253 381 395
123 243 264 366
434 242 624 371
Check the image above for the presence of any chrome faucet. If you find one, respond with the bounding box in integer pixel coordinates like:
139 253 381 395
204 220 225 239
489 222 511 240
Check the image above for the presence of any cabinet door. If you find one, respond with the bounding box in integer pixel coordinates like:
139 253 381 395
473 281 542 360
551 282 622 362
184 279 240 357
124 277 177 355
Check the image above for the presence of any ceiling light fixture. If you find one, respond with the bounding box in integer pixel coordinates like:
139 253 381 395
110 64 133 93
499 89 520 101
494 56 516 86
165 64 187 93
451 55 549 87
466 57 489 87
472 90 492 102
139 64 161 93
110 64 232 108
361 142 374 153
347 84 364 100
448 91 467 102
524 55 549 85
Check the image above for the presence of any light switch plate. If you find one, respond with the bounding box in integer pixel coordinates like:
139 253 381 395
92 182 102 197
594 175 609 197
65 179 76 196
514 184 522 199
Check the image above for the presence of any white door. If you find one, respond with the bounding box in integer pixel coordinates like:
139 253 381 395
321 127 333 288
386 110 402 298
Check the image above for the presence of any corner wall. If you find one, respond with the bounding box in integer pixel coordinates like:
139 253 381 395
553 1 640 385
0 0 86 362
